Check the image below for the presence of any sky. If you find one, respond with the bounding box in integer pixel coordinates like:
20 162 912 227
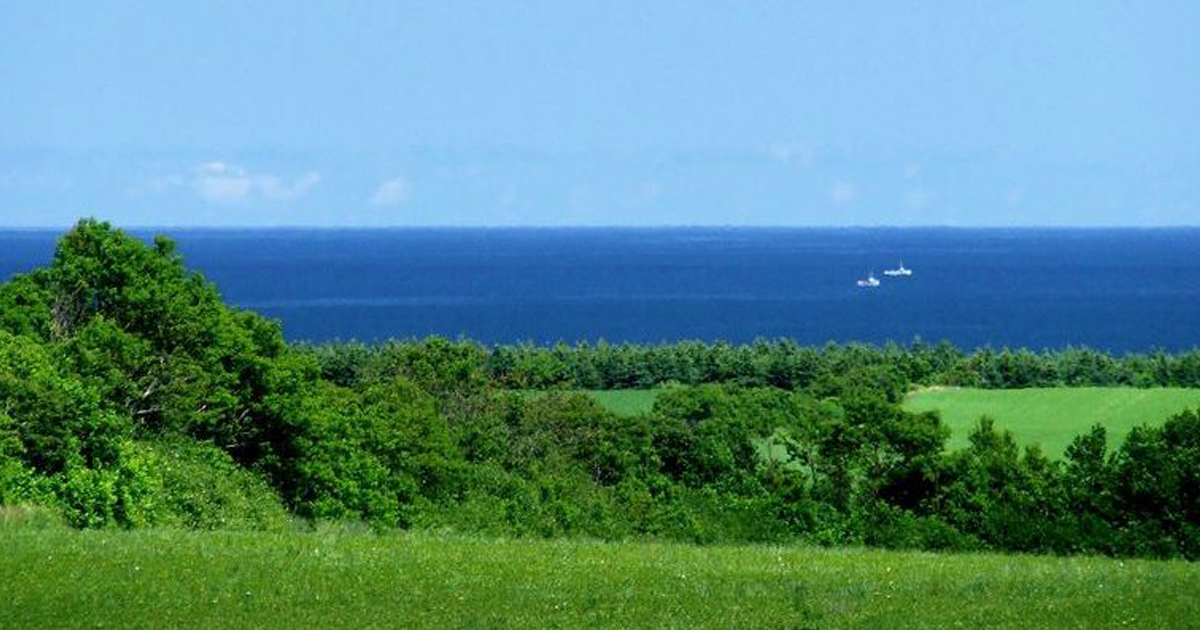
1 1 1198 227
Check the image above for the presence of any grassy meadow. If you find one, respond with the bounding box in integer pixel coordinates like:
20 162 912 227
903 387 1200 457
520 389 660 415
566 386 1200 458
583 389 661 416
2 518 1198 630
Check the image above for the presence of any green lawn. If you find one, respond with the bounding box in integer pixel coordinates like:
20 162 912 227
903 387 1200 457
2 523 1197 629
583 389 660 416
532 386 1200 459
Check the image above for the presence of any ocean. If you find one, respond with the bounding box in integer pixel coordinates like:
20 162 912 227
2 227 1198 352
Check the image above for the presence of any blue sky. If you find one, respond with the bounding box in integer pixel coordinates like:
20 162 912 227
1 1 1198 227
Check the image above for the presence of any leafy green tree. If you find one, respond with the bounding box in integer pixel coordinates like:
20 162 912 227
0 271 54 338
258 377 461 529
1108 408 1200 558
1059 425 1116 552
0 411 53 506
0 330 128 474
1 220 308 460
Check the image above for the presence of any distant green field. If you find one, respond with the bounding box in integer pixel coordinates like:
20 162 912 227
538 386 1200 459
904 387 1200 457
584 389 660 415
2 523 1197 629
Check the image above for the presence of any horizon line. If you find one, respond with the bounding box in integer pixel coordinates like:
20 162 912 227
2 223 1200 231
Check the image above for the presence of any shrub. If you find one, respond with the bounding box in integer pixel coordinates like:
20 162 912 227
137 440 289 531
0 330 130 475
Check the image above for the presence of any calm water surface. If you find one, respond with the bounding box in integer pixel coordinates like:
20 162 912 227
2 227 1197 352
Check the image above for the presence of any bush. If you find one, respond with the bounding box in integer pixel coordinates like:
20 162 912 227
137 440 289 531
11 219 1200 560
0 428 56 509
1108 408 1200 559
0 330 130 475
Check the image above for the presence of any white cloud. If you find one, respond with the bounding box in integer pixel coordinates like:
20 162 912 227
830 181 856 205
258 171 321 201
193 162 252 203
369 177 412 206
135 161 320 204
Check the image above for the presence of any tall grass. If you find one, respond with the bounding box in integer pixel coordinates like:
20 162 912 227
2 523 1196 629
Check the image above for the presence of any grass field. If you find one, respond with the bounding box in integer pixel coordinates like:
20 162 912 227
903 387 1200 457
535 386 1200 459
2 520 1197 629
584 389 660 416
521 389 660 416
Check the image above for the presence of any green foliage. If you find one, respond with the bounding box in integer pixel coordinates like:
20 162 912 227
650 385 772 489
0 270 54 338
0 220 299 531
929 418 1061 552
134 440 289 531
260 378 461 529
1107 408 1200 559
0 412 55 507
5 219 1200 560
0 330 129 474
355 337 491 416
17 219 293 454
52 441 154 528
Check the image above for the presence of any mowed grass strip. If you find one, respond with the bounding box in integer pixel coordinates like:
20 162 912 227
2 526 1197 630
583 389 660 416
904 387 1200 457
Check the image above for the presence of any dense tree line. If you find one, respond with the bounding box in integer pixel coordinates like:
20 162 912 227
2 220 1199 560
310 337 1200 395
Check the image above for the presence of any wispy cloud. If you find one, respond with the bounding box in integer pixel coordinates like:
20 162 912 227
192 162 320 203
134 161 320 203
192 162 253 203
256 171 322 201
369 176 412 205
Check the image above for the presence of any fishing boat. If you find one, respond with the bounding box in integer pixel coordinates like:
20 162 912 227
856 271 881 287
883 261 912 277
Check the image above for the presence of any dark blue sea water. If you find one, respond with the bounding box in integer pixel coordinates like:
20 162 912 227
2 228 1198 352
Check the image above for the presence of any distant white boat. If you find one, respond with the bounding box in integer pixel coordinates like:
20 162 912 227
856 271 881 288
883 261 912 277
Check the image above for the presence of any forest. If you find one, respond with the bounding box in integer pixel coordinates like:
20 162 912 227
2 219 1199 560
